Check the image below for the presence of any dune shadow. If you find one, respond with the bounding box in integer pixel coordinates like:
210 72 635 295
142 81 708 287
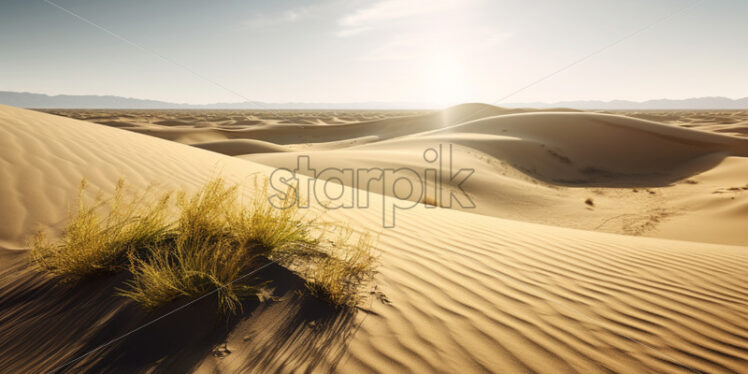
543 152 729 188
0 254 360 373
230 291 360 373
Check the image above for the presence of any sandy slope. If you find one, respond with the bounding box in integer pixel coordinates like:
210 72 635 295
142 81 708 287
48 105 748 245
1 105 747 373
243 110 748 245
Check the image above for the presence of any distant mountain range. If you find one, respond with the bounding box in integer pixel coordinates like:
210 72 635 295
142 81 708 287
508 97 748 110
1 91 747 110
0 91 429 110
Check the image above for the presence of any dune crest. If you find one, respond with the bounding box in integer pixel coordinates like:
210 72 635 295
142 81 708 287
1 105 747 372
45 106 748 245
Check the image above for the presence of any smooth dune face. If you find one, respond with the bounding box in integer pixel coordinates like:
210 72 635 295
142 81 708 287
46 107 748 245
1 105 747 373
191 139 289 155
241 111 748 245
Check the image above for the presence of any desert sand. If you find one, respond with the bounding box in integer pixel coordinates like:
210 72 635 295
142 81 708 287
1 104 747 373
45 106 748 245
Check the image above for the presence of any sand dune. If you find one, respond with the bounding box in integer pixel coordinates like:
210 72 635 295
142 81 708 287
191 139 289 156
48 107 748 245
619 110 748 138
242 111 748 245
1 105 747 373
44 105 580 148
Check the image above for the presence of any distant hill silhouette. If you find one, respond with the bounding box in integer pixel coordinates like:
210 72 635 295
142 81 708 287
507 97 748 110
0 91 429 110
1 91 747 110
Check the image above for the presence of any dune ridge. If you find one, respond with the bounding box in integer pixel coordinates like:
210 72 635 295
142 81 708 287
45 105 748 245
0 105 747 373
243 110 748 245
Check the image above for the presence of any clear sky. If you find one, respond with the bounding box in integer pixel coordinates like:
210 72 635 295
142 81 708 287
1 0 746 105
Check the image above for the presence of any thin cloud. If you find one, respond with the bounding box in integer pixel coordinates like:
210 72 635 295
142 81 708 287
336 26 372 38
243 7 311 29
338 0 473 37
361 28 512 61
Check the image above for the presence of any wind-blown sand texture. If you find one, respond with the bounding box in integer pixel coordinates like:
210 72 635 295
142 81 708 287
46 106 748 245
1 105 747 373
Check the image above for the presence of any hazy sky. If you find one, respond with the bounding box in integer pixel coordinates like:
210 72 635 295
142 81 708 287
1 0 746 105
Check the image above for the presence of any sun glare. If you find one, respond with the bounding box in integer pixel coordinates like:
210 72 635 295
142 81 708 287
421 55 469 106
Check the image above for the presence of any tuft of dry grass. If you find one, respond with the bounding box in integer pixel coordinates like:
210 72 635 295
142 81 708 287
234 179 377 308
227 180 314 254
119 179 263 314
120 235 262 315
30 179 171 280
32 177 377 314
293 228 376 308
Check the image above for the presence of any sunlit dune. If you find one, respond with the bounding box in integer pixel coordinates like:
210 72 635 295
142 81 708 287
46 105 748 245
1 105 746 373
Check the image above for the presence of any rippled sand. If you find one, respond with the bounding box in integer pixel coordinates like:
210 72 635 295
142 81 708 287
1 105 746 373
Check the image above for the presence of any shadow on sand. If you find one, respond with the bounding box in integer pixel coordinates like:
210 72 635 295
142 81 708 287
0 251 361 373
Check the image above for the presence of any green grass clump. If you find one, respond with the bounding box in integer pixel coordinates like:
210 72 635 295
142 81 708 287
31 177 377 314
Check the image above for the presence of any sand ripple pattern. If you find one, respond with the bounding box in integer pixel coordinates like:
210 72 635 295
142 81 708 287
0 106 746 373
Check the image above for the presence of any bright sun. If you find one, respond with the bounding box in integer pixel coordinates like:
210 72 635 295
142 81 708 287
421 55 469 106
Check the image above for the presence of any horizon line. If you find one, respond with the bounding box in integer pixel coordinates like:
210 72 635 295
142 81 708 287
2 90 748 110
